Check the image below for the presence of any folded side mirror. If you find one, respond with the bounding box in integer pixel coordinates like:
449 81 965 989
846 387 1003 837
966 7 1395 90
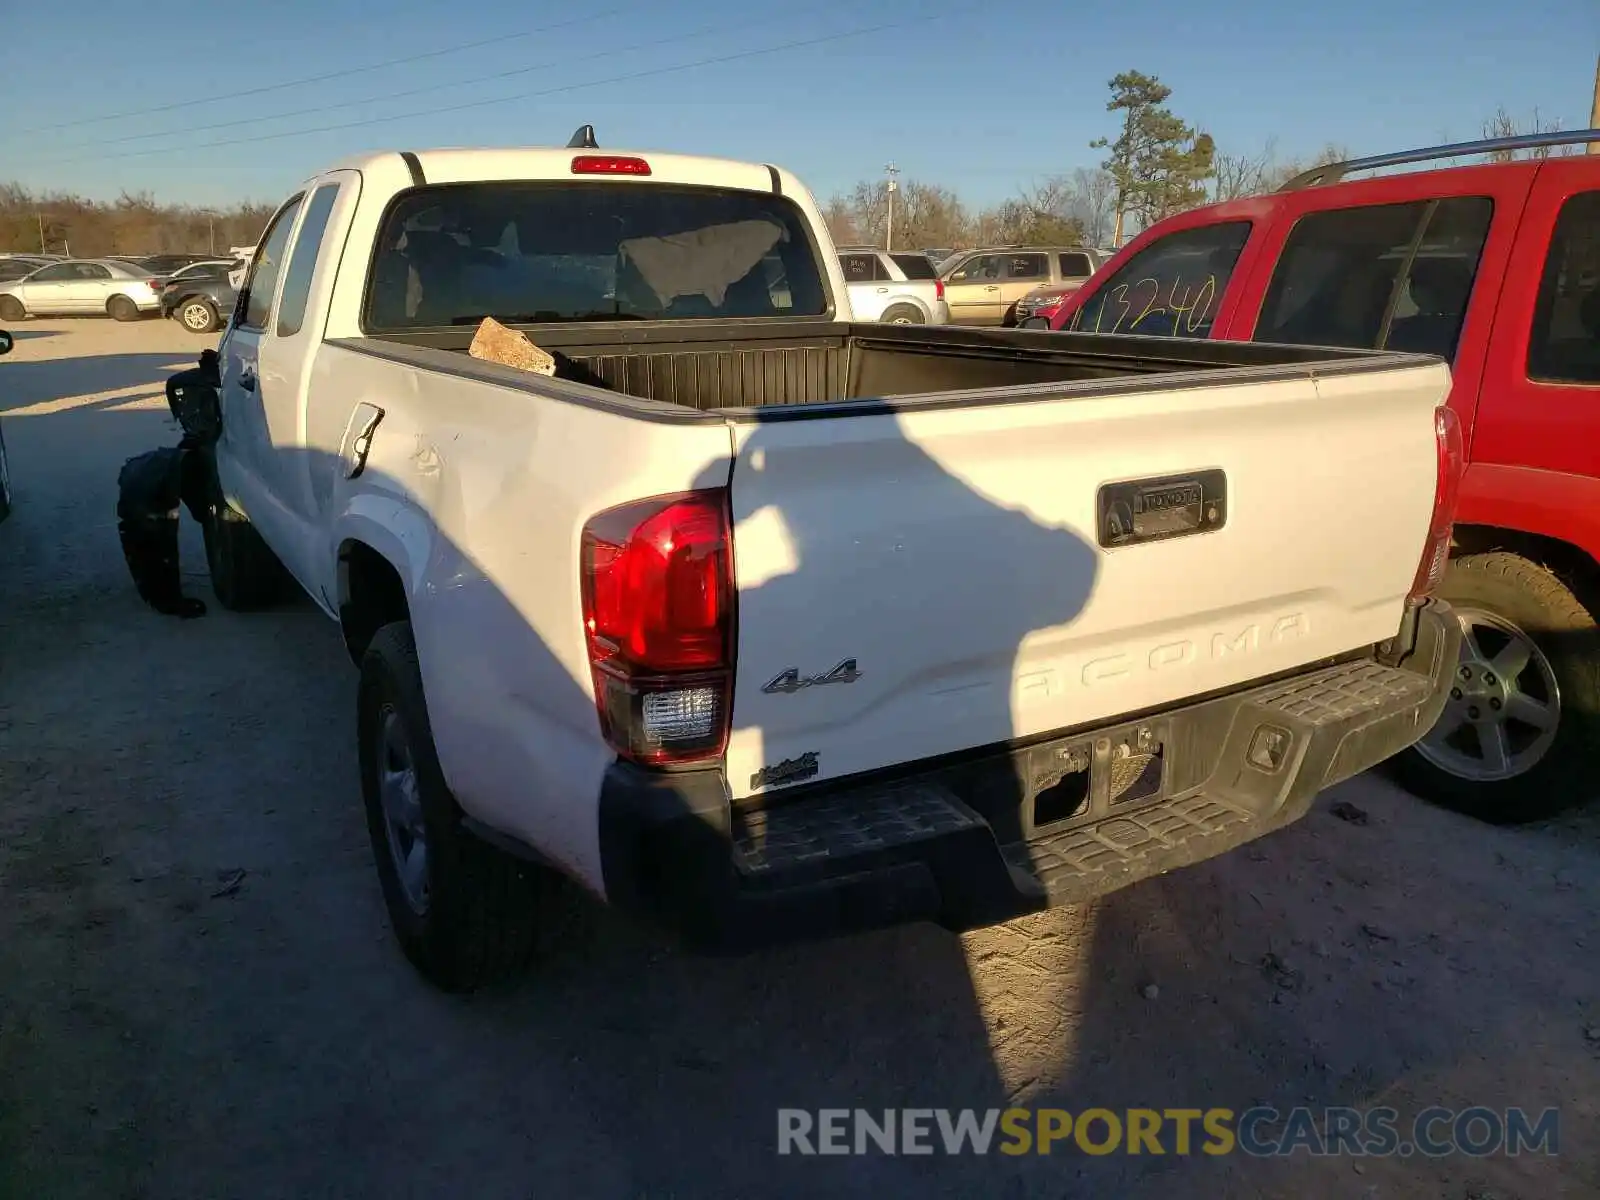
0 329 13 355
1018 317 1051 331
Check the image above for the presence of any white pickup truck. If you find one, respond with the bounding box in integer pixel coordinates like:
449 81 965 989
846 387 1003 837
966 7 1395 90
195 132 1463 992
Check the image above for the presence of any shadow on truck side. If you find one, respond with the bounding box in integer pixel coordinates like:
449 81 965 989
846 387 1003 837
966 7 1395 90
211 402 1106 1192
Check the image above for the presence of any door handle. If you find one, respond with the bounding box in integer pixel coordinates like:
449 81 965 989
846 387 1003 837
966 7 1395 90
342 403 386 479
238 369 256 392
985 285 1000 292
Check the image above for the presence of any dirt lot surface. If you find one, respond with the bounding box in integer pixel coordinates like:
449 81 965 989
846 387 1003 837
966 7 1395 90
1 317 1597 1199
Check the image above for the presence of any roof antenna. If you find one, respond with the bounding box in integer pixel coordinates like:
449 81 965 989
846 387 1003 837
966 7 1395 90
566 125 598 149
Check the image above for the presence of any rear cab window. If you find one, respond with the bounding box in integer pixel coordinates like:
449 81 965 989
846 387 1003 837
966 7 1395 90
1071 222 1252 338
364 182 831 330
1254 196 1493 360
1528 189 1600 384
276 183 342 338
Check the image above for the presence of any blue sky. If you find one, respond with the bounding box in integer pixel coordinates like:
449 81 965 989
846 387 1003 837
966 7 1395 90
0 0 1593 209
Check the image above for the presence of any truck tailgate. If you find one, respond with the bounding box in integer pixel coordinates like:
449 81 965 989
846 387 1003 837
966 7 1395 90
724 359 1449 799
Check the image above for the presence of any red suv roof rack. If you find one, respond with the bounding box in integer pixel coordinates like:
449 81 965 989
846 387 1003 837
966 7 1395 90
1278 128 1600 191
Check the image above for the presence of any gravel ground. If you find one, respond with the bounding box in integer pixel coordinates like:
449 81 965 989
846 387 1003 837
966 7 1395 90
1 317 1597 1199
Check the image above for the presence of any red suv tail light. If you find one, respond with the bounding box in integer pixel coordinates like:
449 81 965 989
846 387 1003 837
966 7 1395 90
934 278 945 302
1407 405 1465 605
581 489 734 765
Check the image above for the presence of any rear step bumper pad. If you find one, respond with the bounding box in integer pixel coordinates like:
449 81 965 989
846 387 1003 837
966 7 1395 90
596 600 1458 952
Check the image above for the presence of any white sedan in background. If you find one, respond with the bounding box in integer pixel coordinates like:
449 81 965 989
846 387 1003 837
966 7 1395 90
0 259 163 322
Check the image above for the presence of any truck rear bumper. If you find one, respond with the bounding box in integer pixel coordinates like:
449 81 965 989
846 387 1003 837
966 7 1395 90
596 601 1459 953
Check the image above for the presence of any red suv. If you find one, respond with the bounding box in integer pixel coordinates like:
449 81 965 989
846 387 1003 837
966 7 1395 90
1044 132 1600 824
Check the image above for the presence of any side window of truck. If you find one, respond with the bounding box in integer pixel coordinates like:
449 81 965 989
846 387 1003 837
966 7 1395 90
275 183 341 338
1071 221 1252 338
1255 197 1493 360
1527 190 1600 385
240 194 305 331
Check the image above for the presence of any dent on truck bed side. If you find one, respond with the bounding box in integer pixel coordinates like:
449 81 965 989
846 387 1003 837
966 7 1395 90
313 341 736 895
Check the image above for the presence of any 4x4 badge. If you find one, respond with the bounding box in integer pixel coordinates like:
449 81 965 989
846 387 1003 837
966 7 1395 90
762 658 862 695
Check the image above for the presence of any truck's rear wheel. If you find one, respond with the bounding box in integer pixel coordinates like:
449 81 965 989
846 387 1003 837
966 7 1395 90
203 495 292 610
881 303 924 325
358 621 547 992
1391 552 1600 823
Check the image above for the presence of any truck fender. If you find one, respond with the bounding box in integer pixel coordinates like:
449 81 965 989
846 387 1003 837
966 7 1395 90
330 492 436 630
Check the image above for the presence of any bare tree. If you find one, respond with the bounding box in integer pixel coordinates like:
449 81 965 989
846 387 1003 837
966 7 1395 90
1212 149 1272 201
826 180 978 251
1482 106 1574 159
1066 168 1117 244
821 195 861 246
0 182 275 256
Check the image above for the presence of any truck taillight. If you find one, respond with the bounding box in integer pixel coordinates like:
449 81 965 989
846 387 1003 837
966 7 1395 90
580 489 734 765
1407 405 1464 605
934 278 945 302
570 155 652 176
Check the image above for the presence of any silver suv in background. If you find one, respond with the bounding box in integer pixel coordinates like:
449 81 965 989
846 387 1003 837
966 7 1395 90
837 248 951 325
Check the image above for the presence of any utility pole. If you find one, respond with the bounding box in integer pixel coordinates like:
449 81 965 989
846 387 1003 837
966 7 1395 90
885 163 900 251
208 213 216 255
37 211 45 254
1589 52 1599 155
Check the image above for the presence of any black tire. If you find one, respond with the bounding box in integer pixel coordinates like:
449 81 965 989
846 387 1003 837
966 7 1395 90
202 493 293 610
107 295 140 322
0 296 24 322
177 297 219 334
359 621 547 991
0 418 11 524
880 303 925 325
1389 551 1600 823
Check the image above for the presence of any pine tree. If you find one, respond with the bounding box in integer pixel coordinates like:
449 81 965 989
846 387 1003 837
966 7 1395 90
1091 71 1216 243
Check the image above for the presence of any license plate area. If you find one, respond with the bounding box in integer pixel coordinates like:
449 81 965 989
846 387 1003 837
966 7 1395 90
1022 720 1172 837
1098 469 1227 549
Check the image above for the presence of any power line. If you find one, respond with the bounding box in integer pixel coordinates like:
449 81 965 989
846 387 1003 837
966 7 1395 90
11 7 633 136
39 15 939 168
46 3 851 156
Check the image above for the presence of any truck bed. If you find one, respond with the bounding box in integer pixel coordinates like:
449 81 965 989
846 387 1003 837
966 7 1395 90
339 320 1404 415
310 316 1450 806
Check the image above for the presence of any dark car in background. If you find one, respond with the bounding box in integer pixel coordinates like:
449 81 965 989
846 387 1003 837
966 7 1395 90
137 253 219 275
160 268 236 333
